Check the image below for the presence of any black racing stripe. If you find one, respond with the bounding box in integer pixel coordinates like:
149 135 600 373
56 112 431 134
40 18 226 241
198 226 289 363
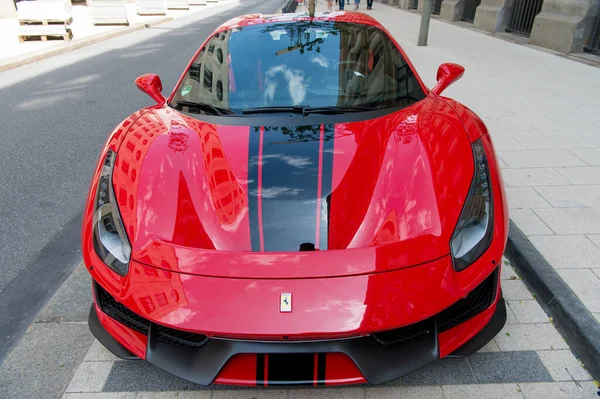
248 126 261 252
319 125 334 250
260 125 322 252
256 353 266 386
267 353 315 385
317 353 327 385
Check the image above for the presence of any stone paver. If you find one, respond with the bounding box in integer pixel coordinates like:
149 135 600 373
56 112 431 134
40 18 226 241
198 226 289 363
365 386 444 399
537 350 592 382
505 187 552 209
506 300 550 324
557 269 600 313
588 235 600 249
501 168 570 187
500 150 587 168
495 324 569 351
528 235 600 269
65 362 115 393
289 388 365 399
569 149 600 166
536 185 600 208
212 391 288 399
501 279 535 301
519 381 599 399
533 208 600 235
442 383 524 399
507 209 553 235
136 393 211 399
555 166 600 185
63 394 136 399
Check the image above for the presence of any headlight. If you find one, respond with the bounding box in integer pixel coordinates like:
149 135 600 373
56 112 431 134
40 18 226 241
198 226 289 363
450 139 494 271
92 149 131 276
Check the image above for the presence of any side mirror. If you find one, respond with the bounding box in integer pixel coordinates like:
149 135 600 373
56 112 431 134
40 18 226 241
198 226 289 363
135 74 166 105
431 63 465 96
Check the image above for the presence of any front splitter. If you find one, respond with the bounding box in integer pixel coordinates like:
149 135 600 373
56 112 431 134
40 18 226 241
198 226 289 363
89 296 506 386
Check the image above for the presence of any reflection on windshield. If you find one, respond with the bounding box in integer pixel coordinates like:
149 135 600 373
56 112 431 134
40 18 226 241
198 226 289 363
264 64 307 105
172 21 426 115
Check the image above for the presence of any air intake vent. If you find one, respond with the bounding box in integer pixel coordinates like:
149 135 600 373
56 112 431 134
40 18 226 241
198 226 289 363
371 318 434 347
437 268 498 332
95 282 210 350
371 268 498 347
155 324 210 351
95 282 150 335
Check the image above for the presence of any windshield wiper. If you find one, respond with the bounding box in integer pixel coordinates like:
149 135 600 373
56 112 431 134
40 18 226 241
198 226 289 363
302 106 375 115
242 105 306 115
242 105 373 116
173 101 235 116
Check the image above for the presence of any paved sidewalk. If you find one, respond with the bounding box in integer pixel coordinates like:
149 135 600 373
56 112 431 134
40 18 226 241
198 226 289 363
59 260 598 398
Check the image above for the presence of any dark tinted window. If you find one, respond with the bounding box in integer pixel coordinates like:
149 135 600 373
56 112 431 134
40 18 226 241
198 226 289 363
203 67 213 92
172 21 425 114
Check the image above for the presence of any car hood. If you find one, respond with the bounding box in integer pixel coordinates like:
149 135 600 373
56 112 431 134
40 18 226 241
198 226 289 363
112 97 474 278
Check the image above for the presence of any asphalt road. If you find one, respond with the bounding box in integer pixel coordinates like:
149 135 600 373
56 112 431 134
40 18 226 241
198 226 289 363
0 0 284 363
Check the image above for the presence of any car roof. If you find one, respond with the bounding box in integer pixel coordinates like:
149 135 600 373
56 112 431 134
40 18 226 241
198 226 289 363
215 11 382 32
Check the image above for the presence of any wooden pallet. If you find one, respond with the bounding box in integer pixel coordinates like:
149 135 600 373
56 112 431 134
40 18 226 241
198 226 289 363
18 30 73 42
19 18 73 25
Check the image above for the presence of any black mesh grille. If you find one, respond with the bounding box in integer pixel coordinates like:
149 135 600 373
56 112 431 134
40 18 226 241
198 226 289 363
95 282 150 335
95 282 210 350
371 268 498 347
155 324 210 351
371 318 434 347
437 268 498 332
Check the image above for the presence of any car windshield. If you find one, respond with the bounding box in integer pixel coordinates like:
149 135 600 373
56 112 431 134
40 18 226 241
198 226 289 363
171 20 426 115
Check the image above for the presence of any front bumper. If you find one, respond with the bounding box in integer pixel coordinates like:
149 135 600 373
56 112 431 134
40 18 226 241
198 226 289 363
89 267 506 386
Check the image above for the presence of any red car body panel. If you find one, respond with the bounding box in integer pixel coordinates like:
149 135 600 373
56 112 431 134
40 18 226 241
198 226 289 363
214 353 367 386
90 97 480 278
83 12 509 387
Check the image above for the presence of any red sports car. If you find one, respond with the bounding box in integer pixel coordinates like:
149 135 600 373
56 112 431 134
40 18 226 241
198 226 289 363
84 11 509 386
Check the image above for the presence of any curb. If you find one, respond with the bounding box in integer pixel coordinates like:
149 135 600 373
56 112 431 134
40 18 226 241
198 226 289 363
505 220 600 380
0 16 173 73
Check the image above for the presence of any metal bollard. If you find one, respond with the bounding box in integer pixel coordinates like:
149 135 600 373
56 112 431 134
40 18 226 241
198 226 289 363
417 0 433 46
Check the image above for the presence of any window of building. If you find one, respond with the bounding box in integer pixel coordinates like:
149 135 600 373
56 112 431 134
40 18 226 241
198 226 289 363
203 67 213 92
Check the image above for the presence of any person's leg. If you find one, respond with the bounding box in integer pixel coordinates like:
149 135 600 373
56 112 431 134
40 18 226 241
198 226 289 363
339 0 344 9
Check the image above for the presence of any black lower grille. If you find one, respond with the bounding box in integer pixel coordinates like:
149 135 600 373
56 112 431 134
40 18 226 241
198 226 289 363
95 282 209 350
437 269 498 332
155 324 210 351
95 282 150 335
371 318 434 347
372 268 498 347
